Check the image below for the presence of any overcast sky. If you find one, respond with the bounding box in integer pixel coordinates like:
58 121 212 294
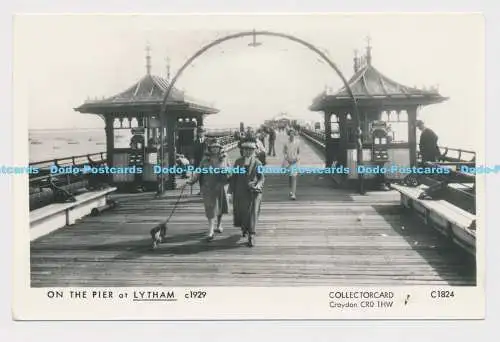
15 14 483 149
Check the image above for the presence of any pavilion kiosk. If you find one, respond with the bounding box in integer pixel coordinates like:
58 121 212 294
176 118 198 157
309 43 447 188
266 113 292 131
75 53 218 191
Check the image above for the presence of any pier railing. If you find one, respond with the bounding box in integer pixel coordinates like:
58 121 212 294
299 127 477 164
437 147 475 164
29 152 107 210
29 152 107 186
30 152 107 171
298 126 476 213
205 128 238 137
29 131 238 210
299 129 326 148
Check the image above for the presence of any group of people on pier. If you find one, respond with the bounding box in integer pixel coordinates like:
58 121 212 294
187 125 300 247
180 119 441 247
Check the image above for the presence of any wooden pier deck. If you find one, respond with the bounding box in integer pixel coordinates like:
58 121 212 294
30 132 476 287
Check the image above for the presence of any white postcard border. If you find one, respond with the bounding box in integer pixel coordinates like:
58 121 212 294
12 13 486 321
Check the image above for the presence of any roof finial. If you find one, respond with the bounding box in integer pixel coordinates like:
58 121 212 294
165 56 171 81
353 49 360 73
145 42 152 75
248 28 262 47
365 35 372 65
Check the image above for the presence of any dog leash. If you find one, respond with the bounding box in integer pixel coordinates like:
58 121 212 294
151 182 188 249
163 182 188 224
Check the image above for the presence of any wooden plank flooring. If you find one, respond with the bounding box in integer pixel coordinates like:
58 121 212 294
30 132 476 287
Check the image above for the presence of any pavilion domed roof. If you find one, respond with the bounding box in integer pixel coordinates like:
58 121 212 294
75 73 218 115
100 74 185 104
333 63 445 100
310 49 448 111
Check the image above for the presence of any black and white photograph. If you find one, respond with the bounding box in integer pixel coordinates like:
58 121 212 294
13 13 484 319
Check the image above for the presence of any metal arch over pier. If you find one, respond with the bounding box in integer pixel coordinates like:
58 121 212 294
157 30 365 195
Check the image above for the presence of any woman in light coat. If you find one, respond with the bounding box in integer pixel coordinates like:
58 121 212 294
188 139 232 240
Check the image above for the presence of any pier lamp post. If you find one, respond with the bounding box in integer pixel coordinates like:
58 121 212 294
157 30 364 195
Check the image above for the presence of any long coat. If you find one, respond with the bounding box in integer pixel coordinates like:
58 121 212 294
419 128 440 162
229 156 265 234
197 155 231 219
193 139 207 166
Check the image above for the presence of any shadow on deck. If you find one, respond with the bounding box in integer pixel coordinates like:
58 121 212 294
371 204 476 286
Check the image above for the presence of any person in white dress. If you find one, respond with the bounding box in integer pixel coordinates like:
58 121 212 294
282 129 300 200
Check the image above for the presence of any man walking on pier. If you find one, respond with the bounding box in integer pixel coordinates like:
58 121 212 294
283 129 300 200
267 126 276 157
416 120 441 162
193 127 207 194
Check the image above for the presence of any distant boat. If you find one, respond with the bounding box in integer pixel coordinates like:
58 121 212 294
67 140 79 145
96 142 105 145
30 139 42 145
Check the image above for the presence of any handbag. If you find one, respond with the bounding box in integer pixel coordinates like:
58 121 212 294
257 151 266 165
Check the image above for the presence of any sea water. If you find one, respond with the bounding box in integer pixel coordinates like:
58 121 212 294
28 129 132 163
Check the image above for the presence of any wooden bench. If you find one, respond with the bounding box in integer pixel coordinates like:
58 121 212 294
391 183 476 255
30 187 117 241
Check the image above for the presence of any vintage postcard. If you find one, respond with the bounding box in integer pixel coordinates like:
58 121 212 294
12 13 484 320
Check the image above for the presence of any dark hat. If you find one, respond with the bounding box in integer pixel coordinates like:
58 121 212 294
207 138 222 148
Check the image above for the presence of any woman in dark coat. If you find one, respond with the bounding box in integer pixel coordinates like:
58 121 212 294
228 139 265 247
